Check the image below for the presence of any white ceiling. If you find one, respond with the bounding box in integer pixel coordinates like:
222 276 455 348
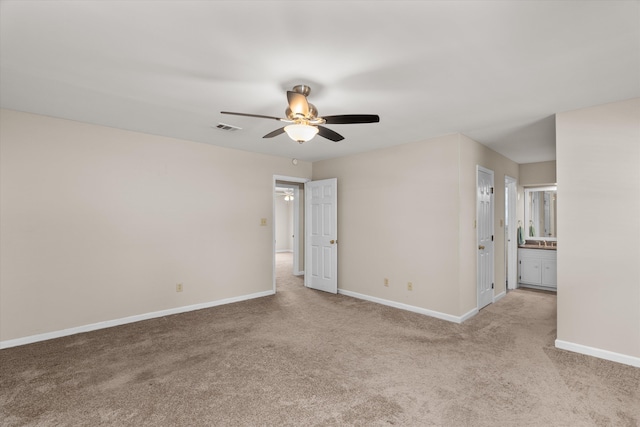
1 1 638 164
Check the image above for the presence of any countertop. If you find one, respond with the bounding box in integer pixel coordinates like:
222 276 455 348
518 244 557 250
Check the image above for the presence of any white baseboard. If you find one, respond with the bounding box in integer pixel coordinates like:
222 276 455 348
494 291 507 302
338 289 478 324
0 290 275 350
555 339 640 368
275 249 293 253
459 307 479 322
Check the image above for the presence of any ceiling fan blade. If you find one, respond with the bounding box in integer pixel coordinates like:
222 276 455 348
263 127 286 138
323 114 380 124
287 91 309 117
317 126 344 142
221 111 284 121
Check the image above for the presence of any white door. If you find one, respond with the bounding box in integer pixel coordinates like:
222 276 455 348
305 178 338 294
477 167 494 309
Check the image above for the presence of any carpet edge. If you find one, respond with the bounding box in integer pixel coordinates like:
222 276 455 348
337 289 478 324
0 290 275 349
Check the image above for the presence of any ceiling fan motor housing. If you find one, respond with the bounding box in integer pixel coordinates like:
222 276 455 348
286 104 318 121
292 84 311 97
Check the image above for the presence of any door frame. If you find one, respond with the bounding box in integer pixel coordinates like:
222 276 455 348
273 175 310 293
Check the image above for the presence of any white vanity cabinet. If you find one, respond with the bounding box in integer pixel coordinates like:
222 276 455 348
518 248 557 290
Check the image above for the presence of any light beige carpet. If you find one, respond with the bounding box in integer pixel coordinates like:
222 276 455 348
1 252 638 426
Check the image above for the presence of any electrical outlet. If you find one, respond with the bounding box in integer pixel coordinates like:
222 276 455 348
176 283 183 292
384 278 389 287
407 282 413 291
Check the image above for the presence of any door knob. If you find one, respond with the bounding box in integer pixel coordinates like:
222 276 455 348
330 240 337 244
478 245 485 250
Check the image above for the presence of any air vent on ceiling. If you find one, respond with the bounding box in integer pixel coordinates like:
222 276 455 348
214 123 242 131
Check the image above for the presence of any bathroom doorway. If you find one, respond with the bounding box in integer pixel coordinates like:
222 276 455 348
505 176 518 290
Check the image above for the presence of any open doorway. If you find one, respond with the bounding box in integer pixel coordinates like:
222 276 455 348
273 176 308 292
505 175 518 290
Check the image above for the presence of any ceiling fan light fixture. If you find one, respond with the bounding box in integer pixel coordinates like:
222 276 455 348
221 84 379 143
284 124 318 143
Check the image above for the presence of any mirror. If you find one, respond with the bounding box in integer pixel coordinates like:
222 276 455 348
524 186 557 241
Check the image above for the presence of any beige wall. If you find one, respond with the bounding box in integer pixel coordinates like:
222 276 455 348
520 161 557 186
0 109 312 342
313 134 461 315
458 135 520 308
313 133 518 318
556 98 640 360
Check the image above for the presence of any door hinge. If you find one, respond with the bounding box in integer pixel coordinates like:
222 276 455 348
490 187 494 194
491 283 494 289
491 235 494 241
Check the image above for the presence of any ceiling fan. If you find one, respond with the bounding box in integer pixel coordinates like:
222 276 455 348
221 85 380 143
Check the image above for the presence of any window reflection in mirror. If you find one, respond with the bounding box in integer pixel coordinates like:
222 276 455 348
524 186 557 241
